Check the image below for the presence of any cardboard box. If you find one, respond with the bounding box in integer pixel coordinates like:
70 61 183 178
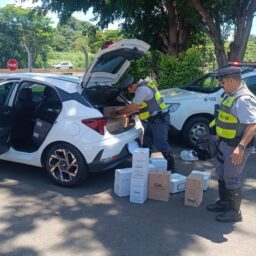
184 173 204 207
103 106 126 118
106 117 129 132
191 170 211 191
130 176 148 204
114 168 132 197
170 173 187 193
132 148 150 179
148 171 171 201
132 148 150 162
149 158 167 171
33 118 52 145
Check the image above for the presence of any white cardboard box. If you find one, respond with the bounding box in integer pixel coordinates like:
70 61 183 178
114 168 132 197
191 170 211 191
132 148 149 162
149 158 167 171
170 173 187 193
130 177 148 204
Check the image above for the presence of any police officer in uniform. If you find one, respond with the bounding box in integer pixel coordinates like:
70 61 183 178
207 66 256 222
117 75 176 172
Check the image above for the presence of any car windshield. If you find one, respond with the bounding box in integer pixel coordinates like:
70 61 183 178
184 73 221 93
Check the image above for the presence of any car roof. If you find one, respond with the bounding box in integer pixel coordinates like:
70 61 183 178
0 73 82 93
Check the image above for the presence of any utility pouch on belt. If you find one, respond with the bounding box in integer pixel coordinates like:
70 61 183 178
148 111 168 123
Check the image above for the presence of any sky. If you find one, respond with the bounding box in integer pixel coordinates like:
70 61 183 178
0 0 256 34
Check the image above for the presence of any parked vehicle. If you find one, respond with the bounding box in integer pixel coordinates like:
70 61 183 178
52 62 73 69
0 39 150 186
161 64 256 146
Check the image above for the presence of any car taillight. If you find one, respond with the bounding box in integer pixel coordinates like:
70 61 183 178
81 118 107 135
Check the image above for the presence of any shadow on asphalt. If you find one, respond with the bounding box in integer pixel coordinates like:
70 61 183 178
0 151 255 255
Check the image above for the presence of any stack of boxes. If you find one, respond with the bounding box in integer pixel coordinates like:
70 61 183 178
114 147 212 208
130 148 150 204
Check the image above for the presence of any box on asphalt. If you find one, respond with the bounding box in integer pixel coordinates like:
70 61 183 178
191 170 211 191
130 176 148 204
149 157 167 171
114 168 132 197
132 148 149 179
170 173 187 193
184 173 204 207
148 171 171 201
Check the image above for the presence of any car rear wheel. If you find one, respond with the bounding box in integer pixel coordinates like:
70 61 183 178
45 143 89 186
182 116 210 147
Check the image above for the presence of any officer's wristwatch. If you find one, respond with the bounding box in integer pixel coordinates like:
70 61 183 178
238 143 246 150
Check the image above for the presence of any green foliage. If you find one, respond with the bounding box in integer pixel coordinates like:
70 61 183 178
47 50 94 68
244 40 256 62
0 5 53 68
157 48 204 89
126 52 152 81
87 30 123 53
51 17 94 52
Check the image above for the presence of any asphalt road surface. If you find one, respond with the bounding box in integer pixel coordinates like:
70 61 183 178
0 142 256 256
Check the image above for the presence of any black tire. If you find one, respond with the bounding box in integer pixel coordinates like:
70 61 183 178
182 116 210 147
45 143 89 187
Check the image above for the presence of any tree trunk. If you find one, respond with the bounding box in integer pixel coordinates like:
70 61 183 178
229 0 256 61
159 0 192 57
190 0 256 67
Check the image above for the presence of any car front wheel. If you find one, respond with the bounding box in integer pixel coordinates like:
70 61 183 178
182 116 210 147
45 143 89 186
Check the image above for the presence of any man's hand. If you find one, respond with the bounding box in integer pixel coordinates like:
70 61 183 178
231 146 245 165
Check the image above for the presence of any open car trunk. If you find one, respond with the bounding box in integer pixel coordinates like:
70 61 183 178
82 85 136 133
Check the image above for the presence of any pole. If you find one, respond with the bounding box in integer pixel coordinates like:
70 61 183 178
24 42 32 72
80 46 89 72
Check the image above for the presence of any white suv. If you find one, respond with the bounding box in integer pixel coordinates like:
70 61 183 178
0 39 149 186
161 68 256 146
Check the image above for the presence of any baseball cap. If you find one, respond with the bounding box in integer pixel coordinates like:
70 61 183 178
217 66 241 80
119 75 135 89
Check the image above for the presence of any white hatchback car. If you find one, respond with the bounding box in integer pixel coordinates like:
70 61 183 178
0 39 149 186
52 62 73 69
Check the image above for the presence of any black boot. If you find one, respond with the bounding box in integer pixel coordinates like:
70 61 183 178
207 180 229 212
162 152 176 173
215 188 242 223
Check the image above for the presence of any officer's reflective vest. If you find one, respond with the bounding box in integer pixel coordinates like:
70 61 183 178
138 81 167 120
211 84 255 144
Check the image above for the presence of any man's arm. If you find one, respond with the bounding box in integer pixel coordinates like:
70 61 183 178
232 123 256 165
117 102 140 116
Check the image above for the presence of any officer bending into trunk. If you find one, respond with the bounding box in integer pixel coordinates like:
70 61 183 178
207 66 256 223
117 75 176 173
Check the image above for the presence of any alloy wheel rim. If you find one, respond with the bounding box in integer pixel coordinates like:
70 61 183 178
48 148 78 182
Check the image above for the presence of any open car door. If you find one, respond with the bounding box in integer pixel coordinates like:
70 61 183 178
0 80 17 154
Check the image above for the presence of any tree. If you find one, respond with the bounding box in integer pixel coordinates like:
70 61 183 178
38 0 203 57
0 5 53 68
190 0 256 67
51 17 95 52
37 0 256 67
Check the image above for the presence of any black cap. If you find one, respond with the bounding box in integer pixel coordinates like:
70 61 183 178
119 75 135 89
217 66 241 80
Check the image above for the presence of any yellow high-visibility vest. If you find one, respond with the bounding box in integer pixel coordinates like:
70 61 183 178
215 85 255 142
138 81 167 120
